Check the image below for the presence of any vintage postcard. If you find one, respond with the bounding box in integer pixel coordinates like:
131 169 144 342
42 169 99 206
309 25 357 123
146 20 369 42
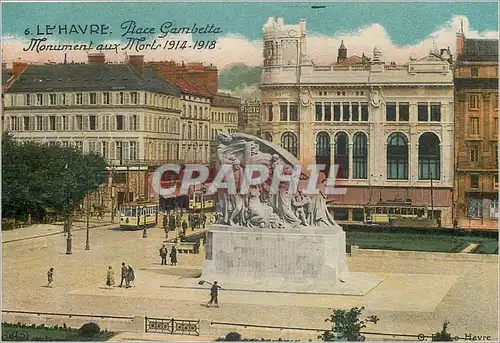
1 1 498 342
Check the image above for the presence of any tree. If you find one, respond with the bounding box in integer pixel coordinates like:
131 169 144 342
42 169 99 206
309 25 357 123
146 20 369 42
2 134 108 222
320 307 379 341
432 320 454 341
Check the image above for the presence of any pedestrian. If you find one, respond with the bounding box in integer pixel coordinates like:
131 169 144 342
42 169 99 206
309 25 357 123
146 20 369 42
182 220 188 236
206 281 222 308
202 213 207 228
170 246 177 266
163 214 168 230
120 262 128 287
176 213 182 229
188 213 193 229
47 267 54 287
159 244 168 265
169 215 176 231
106 266 115 288
194 239 200 254
127 265 135 288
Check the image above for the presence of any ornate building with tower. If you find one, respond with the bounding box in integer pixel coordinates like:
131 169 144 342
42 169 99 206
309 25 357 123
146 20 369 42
454 30 498 229
259 17 455 226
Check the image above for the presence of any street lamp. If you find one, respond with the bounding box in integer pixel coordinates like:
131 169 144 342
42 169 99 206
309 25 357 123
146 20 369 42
85 191 90 250
65 163 73 255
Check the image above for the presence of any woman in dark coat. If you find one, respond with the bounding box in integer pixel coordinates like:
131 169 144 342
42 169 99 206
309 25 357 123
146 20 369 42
170 246 177 266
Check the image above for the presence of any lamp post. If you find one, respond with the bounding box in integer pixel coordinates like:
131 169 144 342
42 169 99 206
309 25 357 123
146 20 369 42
65 163 73 255
85 191 90 250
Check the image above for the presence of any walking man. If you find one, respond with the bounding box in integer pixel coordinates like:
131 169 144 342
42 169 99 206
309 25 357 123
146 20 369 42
120 262 128 287
206 281 222 308
182 220 188 236
126 265 135 288
159 244 168 265
47 267 54 288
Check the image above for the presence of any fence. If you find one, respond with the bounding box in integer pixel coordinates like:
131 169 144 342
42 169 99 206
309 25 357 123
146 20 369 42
145 317 200 336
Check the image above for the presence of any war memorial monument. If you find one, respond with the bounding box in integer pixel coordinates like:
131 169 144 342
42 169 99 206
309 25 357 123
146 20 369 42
198 132 383 295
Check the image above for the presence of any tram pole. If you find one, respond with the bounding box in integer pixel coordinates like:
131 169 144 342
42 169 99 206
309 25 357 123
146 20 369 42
430 171 434 221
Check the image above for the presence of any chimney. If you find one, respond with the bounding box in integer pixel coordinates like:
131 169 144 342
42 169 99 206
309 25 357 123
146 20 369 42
88 52 105 65
456 31 465 58
12 61 28 78
128 55 144 74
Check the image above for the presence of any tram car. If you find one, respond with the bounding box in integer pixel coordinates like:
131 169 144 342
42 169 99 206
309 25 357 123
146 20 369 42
119 201 159 230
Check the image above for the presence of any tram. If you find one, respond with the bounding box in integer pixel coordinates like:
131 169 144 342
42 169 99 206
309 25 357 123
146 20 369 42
365 202 428 226
119 201 159 230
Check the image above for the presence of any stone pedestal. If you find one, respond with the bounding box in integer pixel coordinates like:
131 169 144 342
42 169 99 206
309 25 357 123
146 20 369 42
201 224 352 293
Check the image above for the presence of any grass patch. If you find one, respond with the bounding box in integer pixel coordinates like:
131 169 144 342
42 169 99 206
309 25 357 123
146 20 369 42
345 230 498 254
2 323 116 341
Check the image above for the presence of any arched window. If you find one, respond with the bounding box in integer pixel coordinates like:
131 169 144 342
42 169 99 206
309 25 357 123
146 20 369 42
193 125 197 138
281 131 298 157
316 132 331 173
188 124 192 140
334 132 349 179
387 132 409 180
419 132 440 180
353 132 368 179
263 132 272 142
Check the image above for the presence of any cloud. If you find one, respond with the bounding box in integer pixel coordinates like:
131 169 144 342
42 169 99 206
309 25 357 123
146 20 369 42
2 15 498 70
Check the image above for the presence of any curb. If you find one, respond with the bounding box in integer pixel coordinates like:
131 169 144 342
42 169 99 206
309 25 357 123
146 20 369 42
2 223 117 244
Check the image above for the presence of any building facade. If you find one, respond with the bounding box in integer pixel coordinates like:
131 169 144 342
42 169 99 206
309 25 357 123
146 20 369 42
210 93 240 139
239 85 262 136
4 54 183 206
454 32 499 229
260 18 455 226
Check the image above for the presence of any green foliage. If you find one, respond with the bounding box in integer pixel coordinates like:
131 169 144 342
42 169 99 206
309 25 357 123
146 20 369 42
78 323 101 337
320 307 379 341
2 134 107 220
219 63 261 92
432 320 454 341
2 322 114 341
216 332 301 342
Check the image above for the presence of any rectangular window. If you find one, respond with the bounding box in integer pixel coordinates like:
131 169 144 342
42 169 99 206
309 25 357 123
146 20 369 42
62 116 68 130
102 141 108 159
470 147 479 163
315 103 323 121
103 92 110 105
470 174 479 189
119 92 124 104
289 104 298 121
76 115 83 130
130 115 138 131
361 103 369 121
351 103 359 121
494 175 498 189
430 103 441 121
418 103 429 121
470 118 480 135
469 95 480 109
279 103 288 121
36 94 43 106
116 115 124 130
268 104 273 121
399 103 409 121
386 103 397 121
76 93 83 105
90 93 97 105
25 94 31 106
333 103 341 121
471 67 479 77
62 94 66 105
36 116 42 131
129 141 138 160
324 103 332 121
89 115 96 130
23 117 30 131
342 103 350 121
131 92 138 104
49 116 56 130
49 94 56 105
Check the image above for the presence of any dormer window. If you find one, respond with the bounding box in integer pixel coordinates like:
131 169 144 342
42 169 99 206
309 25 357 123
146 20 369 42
36 94 43 106
76 93 83 105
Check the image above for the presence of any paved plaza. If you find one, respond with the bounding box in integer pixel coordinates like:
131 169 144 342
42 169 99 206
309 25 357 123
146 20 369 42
2 223 498 341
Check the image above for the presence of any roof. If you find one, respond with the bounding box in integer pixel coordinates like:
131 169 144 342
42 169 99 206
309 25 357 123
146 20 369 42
177 80 213 97
2 70 12 84
460 38 498 62
7 64 181 96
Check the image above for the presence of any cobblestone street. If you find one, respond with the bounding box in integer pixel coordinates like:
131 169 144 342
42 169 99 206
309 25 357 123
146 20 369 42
2 222 498 340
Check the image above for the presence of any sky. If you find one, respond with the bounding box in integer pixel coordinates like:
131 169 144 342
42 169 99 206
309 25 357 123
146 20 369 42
1 2 498 69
